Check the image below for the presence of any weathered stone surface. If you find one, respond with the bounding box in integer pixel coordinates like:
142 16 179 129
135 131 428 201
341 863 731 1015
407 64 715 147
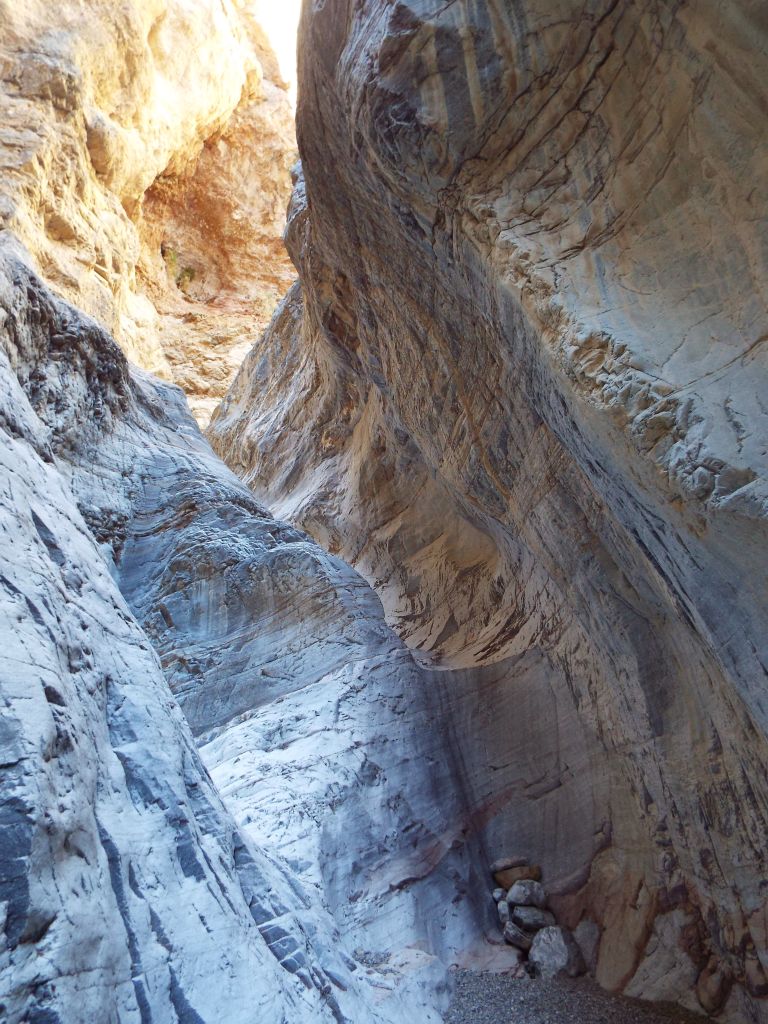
503 921 533 952
210 1 768 1021
0 0 297 421
497 902 510 926
573 919 602 975
490 857 528 875
511 907 556 933
0 246 355 1022
507 881 547 910
492 888 507 904
0 245 481 1021
529 928 586 979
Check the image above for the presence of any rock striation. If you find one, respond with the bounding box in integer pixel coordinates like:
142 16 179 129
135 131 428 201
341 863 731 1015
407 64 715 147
210 1 768 1020
0 0 297 421
0 239 474 1022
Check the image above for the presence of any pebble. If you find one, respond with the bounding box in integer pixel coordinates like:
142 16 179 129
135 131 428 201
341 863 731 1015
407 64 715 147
445 971 710 1024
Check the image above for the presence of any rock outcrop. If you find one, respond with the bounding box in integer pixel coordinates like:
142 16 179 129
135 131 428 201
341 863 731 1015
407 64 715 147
0 0 297 421
210 1 768 1020
0 240 474 1022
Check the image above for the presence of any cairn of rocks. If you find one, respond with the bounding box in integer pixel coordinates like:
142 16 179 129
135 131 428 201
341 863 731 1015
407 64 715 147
491 858 585 978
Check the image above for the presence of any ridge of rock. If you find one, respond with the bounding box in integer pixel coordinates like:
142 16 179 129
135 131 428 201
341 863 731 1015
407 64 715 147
210 2 768 1020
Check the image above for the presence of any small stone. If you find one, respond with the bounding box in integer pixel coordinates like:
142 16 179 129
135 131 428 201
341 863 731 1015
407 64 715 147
497 900 510 925
493 864 541 889
492 888 506 903
529 926 585 977
506 880 547 908
511 905 555 932
503 920 532 951
490 856 528 874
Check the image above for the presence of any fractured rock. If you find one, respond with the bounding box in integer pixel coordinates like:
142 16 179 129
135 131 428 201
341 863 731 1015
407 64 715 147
529 927 586 979
511 906 556 933
506 881 547 909
503 921 533 952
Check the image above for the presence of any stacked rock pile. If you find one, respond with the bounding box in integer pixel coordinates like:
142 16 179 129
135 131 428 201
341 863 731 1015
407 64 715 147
491 858 585 978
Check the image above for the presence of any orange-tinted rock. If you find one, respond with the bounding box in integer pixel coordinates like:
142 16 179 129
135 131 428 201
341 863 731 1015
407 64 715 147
494 865 543 889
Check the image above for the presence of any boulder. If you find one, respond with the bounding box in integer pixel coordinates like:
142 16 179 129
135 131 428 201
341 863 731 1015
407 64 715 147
503 921 533 952
529 927 586 978
511 906 556 932
492 888 507 903
506 880 547 909
493 864 542 889
497 901 510 925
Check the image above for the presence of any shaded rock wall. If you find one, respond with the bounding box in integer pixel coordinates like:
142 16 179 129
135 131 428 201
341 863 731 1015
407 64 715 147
0 241 471 1022
210 1 768 1019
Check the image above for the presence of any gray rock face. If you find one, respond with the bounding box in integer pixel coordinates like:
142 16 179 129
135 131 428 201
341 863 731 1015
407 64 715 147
1 242 495 1022
529 927 586 979
209 1 768 1021
0 246 346 1022
511 907 556 933
507 881 547 909
503 921 533 952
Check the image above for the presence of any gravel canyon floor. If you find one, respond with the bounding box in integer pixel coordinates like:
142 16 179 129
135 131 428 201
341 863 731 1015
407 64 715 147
446 973 710 1024
0 1 766 1023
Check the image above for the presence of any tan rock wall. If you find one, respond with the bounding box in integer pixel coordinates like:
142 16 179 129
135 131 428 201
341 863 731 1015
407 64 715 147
210 2 768 1019
0 0 296 418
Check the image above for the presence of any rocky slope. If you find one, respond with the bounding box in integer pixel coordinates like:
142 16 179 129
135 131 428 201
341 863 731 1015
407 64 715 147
210 1 768 1021
0 0 297 422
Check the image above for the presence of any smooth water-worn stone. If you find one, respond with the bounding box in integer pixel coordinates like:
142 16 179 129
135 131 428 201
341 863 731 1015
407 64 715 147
0 245 470 1023
490 858 529 875
210 3 768 1020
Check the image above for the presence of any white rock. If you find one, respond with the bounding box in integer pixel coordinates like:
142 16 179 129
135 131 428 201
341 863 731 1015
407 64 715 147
506 880 547 909
529 927 586 978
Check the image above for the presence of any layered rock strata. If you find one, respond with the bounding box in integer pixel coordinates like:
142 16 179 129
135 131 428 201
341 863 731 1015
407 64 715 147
0 0 297 421
210 1 768 1020
0 241 478 1022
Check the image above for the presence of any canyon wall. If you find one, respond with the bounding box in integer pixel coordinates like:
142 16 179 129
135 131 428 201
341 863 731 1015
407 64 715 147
0 238 479 1022
0 2 473 1020
0 0 296 421
210 1 768 1020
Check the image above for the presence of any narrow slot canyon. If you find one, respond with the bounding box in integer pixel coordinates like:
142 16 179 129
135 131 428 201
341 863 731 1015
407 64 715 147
0 3 766 1024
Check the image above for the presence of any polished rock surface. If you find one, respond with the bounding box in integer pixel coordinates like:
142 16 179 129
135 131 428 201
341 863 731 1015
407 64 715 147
210 2 768 1019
